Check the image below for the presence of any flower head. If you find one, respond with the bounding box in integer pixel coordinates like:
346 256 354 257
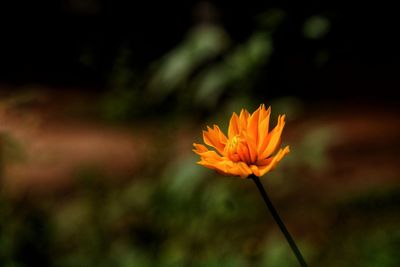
193 104 290 178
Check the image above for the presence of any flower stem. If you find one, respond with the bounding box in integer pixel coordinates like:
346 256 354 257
250 174 308 267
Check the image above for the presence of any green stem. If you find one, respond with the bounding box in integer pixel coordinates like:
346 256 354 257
250 174 308 267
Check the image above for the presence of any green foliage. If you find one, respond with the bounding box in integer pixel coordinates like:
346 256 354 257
149 25 230 99
316 187 400 267
1 149 400 267
303 16 331 40
100 9 286 120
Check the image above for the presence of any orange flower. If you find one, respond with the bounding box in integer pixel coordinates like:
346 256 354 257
193 104 290 178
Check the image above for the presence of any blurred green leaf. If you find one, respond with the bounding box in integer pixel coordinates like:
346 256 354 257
257 9 286 29
303 16 331 40
149 25 230 98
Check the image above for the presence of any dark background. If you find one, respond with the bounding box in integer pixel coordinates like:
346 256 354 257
1 1 399 99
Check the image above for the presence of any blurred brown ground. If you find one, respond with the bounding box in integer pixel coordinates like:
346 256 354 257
1 88 400 198
0 88 150 194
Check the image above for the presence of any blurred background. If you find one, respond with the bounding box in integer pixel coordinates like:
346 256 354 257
1 1 400 266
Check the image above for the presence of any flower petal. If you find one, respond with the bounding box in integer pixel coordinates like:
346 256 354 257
250 165 260 177
193 143 208 154
256 157 273 166
257 108 272 153
258 105 271 134
259 115 286 160
237 141 251 163
213 124 227 145
203 126 226 155
228 112 240 139
234 162 253 178
247 105 261 145
257 146 290 177
198 158 252 178
238 109 250 132
244 132 258 163
258 104 269 123
224 161 252 178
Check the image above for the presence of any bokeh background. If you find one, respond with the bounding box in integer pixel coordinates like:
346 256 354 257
1 1 400 267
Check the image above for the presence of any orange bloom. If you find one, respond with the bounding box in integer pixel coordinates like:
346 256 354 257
193 104 290 178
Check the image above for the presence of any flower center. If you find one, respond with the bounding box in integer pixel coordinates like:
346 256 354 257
225 135 251 163
231 135 240 147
